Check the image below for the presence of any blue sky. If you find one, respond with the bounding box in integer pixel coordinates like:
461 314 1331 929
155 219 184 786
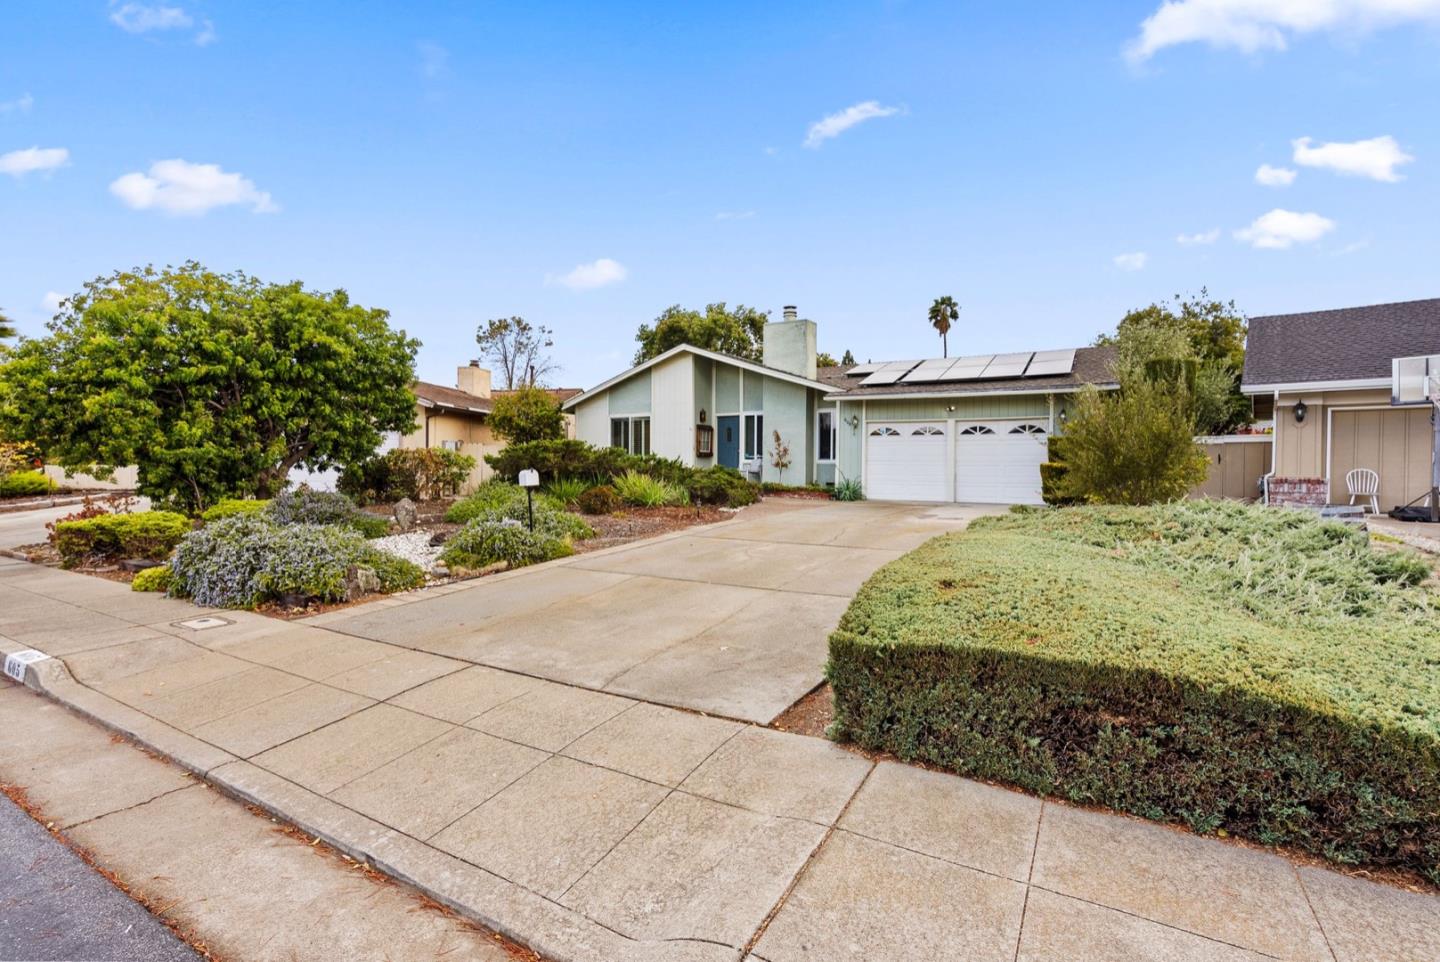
3 1 1439 389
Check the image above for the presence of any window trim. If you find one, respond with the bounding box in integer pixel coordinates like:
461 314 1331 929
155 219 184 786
742 411 764 460
816 408 837 464
609 415 651 455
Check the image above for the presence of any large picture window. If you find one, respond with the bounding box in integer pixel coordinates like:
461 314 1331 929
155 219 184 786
610 416 650 455
743 413 764 459
816 410 836 462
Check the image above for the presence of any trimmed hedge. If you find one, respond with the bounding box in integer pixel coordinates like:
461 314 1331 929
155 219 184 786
0 470 57 497
53 511 191 565
201 499 270 523
130 564 172 592
485 439 758 507
827 501 1440 881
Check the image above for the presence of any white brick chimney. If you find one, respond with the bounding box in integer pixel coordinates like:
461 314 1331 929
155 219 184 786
762 306 817 380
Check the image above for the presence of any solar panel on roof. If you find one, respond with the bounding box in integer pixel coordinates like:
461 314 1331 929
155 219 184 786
981 352 1034 378
844 363 881 376
1025 349 1076 377
859 360 922 386
899 358 958 383
938 355 994 381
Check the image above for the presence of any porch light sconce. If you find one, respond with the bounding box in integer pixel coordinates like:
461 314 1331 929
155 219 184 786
698 408 707 424
1058 408 1068 425
946 405 956 413
1292 400 1308 424
844 415 860 430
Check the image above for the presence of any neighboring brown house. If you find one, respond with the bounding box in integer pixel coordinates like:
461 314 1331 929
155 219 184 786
1241 297 1440 512
393 362 579 489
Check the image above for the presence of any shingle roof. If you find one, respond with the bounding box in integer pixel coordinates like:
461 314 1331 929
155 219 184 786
412 381 492 415
1243 298 1440 387
821 346 1118 398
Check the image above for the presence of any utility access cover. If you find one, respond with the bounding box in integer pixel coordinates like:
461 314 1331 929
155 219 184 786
173 616 233 631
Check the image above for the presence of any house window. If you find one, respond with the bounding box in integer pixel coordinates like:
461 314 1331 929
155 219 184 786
743 414 764 459
817 410 836 462
610 416 651 455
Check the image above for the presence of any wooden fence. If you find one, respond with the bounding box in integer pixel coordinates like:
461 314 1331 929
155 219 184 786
1190 435 1272 502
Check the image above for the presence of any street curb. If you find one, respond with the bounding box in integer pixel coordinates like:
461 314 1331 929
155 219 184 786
0 637 738 962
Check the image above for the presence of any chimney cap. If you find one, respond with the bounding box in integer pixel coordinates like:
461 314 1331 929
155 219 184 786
469 359 481 367
782 305 798 320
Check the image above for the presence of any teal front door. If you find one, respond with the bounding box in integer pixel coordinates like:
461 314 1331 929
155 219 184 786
717 415 740 469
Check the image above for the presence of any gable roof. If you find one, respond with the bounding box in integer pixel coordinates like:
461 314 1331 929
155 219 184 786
1242 298 1440 391
561 344 835 410
412 380 492 415
819 346 1118 399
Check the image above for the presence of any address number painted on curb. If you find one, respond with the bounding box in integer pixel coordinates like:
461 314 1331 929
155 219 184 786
3 649 50 683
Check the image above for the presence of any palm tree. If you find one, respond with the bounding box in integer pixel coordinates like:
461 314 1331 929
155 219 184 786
928 296 960 358
0 308 16 341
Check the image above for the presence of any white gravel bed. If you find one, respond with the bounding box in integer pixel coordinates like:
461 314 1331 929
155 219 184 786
371 531 445 572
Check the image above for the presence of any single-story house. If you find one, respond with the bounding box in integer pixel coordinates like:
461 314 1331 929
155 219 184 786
1241 297 1439 511
562 307 1117 504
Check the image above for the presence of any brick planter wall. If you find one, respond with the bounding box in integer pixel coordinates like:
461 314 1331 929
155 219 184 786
1267 476 1327 508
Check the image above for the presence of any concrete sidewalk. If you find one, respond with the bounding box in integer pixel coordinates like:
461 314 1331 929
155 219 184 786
2 549 1438 960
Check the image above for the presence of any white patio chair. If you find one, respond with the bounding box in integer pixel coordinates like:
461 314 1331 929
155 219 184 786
1345 468 1380 514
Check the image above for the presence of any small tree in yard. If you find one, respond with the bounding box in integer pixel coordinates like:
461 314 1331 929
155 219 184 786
1059 377 1208 505
770 430 792 484
0 263 419 514
489 386 566 444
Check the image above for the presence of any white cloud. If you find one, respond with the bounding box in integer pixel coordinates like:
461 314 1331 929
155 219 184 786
109 159 278 215
0 92 34 115
1292 135 1414 181
110 3 215 45
41 291 65 313
109 2 192 33
0 146 70 177
1113 251 1149 271
715 210 756 221
1234 208 1336 249
549 258 627 290
1176 228 1221 245
1126 0 1440 62
1254 163 1297 186
803 101 902 148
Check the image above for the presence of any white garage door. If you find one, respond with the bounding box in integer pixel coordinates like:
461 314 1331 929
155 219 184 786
955 420 1048 505
865 422 949 502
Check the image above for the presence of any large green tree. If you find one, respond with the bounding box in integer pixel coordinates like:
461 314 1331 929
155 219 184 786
0 263 419 512
489 385 566 444
633 303 768 364
1095 290 1250 435
0 308 16 342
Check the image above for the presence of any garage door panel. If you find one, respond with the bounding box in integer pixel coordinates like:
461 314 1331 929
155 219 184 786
955 421 1047 505
865 423 948 502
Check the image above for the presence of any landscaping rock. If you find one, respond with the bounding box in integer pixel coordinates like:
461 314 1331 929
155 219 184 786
343 564 382 601
119 558 165 572
393 498 418 532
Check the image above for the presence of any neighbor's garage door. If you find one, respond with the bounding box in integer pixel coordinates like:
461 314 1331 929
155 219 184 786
954 420 1048 505
865 422 949 502
1330 408 1434 512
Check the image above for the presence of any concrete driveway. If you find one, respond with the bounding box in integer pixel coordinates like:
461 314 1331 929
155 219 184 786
316 499 997 723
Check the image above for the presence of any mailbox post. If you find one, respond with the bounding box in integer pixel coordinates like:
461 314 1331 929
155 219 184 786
518 469 540 532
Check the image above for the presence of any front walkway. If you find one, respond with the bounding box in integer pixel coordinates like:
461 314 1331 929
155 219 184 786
1 508 1436 962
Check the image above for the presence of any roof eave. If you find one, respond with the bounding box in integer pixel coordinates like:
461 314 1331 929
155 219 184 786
1239 376 1391 395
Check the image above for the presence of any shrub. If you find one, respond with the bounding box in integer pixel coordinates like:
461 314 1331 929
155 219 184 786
168 514 422 608
613 470 688 507
347 512 391 539
266 488 360 526
1059 381 1208 504
440 519 575 570
488 386 567 444
576 485 621 515
53 511 191 566
831 475 864 502
484 438 693 489
446 481 559 524
0 470 56 497
1039 436 1076 507
202 499 270 523
0 441 40 476
130 565 172 592
545 477 588 507
338 448 476 504
690 466 758 507
827 501 1440 881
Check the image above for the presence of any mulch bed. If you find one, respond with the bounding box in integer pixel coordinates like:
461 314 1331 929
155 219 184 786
573 505 731 551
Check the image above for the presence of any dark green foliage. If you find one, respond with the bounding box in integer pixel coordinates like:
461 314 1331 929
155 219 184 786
633 303 768 364
827 501 1440 881
831 475 864 501
576 485 621 515
691 467 759 507
0 469 56 497
130 564 172 592
544 477 588 507
445 481 560 524
201 499 270 523
338 448 476 504
1059 380 1208 504
0 263 419 513
440 519 575 570
1040 436 1076 507
488 386 566 444
53 511 191 565
168 515 421 608
613 470 688 507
